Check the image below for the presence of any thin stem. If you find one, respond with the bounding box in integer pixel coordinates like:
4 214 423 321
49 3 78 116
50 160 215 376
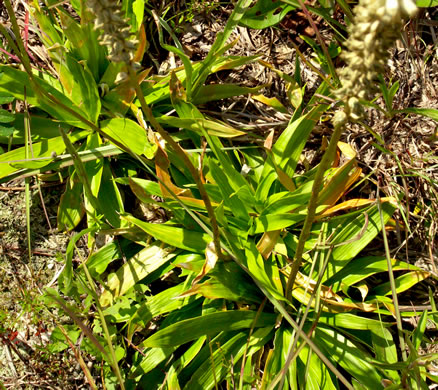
3 0 33 75
376 181 407 360
79 252 126 390
55 322 98 389
23 87 36 282
274 234 333 390
127 64 222 259
285 119 345 300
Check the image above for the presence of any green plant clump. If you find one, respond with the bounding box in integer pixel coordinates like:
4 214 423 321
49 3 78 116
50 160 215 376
0 0 437 388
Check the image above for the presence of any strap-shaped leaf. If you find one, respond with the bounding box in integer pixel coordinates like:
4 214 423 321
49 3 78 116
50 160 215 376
100 118 154 156
0 66 89 128
311 325 386 387
121 213 212 253
99 243 178 306
143 310 276 348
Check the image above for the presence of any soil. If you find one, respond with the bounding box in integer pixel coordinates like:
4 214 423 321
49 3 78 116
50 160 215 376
0 183 92 388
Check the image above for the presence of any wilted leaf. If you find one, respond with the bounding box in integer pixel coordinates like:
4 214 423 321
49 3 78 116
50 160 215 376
256 230 281 259
191 242 218 286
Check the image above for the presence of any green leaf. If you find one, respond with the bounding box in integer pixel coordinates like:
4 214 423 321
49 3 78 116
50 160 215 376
156 116 245 138
0 66 90 128
62 54 101 123
369 270 430 297
143 310 276 348
0 109 14 123
272 103 328 178
298 344 337 390
128 283 190 332
318 313 393 331
379 77 398 112
183 327 272 390
85 241 125 276
59 12 107 81
262 181 313 215
209 159 250 221
239 0 296 29
166 336 206 387
322 202 397 282
312 325 386 388
100 243 178 306
48 325 81 353
58 227 95 294
255 166 278 202
121 213 212 253
204 134 256 205
0 92 14 104
190 0 253 97
57 172 85 231
261 327 297 390
180 261 263 303
412 310 428 350
371 327 398 369
326 256 422 293
83 133 103 229
156 17 194 98
131 346 178 378
100 118 154 157
416 0 438 7
0 125 14 138
97 161 125 228
3 114 71 145
31 5 63 49
102 297 138 323
211 55 262 73
244 241 286 302
397 107 438 120
251 208 308 233
0 137 64 180
129 0 145 32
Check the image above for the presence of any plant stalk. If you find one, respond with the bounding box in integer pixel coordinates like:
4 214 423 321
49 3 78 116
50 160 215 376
376 183 407 360
285 119 345 300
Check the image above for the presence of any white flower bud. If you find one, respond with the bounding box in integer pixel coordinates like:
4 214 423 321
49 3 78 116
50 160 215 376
334 0 417 121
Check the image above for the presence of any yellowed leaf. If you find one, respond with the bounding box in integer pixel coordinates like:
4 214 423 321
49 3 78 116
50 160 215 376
154 137 192 197
252 95 288 114
191 242 217 286
337 141 357 160
256 230 281 259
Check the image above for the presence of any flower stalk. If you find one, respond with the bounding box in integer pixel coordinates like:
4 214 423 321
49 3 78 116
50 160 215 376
285 0 417 299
